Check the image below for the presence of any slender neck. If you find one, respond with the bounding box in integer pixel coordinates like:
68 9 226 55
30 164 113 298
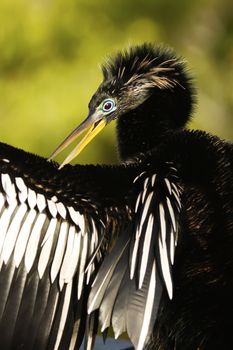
116 112 169 162
116 88 191 162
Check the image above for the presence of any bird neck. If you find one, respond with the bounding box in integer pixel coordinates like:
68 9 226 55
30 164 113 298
116 83 193 162
116 94 181 162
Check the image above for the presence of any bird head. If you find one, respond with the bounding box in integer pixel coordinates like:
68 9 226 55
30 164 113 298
49 43 195 166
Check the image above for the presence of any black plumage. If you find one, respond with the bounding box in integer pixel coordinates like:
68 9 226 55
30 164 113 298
0 43 232 350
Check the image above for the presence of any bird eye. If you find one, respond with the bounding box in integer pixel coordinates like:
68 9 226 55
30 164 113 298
102 99 116 113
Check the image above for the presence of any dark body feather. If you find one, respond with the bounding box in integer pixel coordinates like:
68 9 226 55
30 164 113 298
0 43 232 349
145 131 233 349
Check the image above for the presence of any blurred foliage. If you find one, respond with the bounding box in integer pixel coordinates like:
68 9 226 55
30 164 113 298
0 0 232 165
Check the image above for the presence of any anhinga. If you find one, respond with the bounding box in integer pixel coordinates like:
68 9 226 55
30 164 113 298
0 43 232 350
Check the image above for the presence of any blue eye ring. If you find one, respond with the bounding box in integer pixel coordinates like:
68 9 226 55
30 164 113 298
102 99 116 113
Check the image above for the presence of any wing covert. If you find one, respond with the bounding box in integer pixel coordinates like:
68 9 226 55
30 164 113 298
88 164 182 350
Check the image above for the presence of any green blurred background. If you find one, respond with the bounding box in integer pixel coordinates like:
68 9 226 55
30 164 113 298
0 0 232 165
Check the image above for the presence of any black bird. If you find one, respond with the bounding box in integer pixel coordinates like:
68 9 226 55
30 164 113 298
0 43 232 350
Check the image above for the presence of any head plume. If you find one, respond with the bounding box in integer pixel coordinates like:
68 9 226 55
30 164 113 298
101 43 192 93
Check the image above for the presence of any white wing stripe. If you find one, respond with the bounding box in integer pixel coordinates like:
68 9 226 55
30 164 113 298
1 173 17 201
56 202 67 219
86 224 97 284
37 193 47 212
158 237 173 299
77 212 85 235
171 182 180 196
0 201 18 260
68 319 81 350
130 228 140 279
68 206 79 226
59 225 75 289
27 188 37 209
164 178 172 194
25 213 47 272
51 195 58 202
139 214 154 288
170 228 175 265
47 199 58 218
137 261 156 350
38 218 57 278
166 197 176 231
2 203 28 264
54 281 73 350
50 221 68 283
131 189 153 280
14 209 37 267
139 192 153 232
133 171 146 183
143 177 149 190
172 190 181 209
135 193 141 213
159 203 166 244
141 187 148 203
0 192 5 212
77 232 88 299
64 232 81 283
91 219 98 249
133 169 180 306
15 177 28 203
151 174 156 187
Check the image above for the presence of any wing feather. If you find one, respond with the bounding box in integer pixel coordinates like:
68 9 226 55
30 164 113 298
38 218 58 279
88 232 130 315
0 148 106 350
88 165 181 349
0 144 182 350
14 209 37 268
2 203 28 264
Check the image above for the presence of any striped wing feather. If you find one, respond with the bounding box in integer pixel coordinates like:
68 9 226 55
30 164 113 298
0 145 182 350
88 168 181 350
0 159 104 350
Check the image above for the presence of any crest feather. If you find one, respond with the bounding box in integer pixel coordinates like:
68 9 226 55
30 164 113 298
101 43 190 90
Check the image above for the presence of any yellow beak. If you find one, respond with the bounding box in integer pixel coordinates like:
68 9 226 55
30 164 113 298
48 112 107 168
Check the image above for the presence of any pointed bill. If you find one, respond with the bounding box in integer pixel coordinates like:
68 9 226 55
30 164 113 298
48 111 107 168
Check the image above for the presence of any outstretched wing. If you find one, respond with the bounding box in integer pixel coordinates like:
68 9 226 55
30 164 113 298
0 144 109 350
88 165 182 350
0 142 182 350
